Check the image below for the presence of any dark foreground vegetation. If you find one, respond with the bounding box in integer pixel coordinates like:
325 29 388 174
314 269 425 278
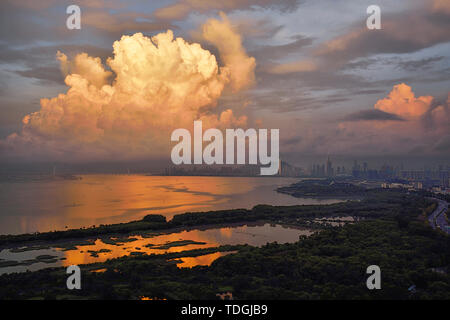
277 179 368 198
0 218 448 300
0 184 448 300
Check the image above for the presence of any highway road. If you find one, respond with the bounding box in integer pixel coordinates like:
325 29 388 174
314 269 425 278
428 198 449 235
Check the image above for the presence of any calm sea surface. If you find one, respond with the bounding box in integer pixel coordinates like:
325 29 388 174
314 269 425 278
0 175 342 235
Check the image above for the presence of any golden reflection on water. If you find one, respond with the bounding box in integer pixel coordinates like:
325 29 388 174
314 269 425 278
59 175 216 222
220 228 233 238
59 233 218 266
58 224 311 267
1 175 339 235
0 224 313 274
172 251 237 268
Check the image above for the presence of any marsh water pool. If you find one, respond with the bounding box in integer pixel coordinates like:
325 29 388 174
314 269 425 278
0 223 314 274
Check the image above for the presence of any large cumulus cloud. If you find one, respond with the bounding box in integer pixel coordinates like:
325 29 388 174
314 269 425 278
0 15 255 161
279 83 450 157
374 83 433 119
335 84 450 155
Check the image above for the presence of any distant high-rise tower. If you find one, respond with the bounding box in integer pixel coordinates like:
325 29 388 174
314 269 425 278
326 156 333 177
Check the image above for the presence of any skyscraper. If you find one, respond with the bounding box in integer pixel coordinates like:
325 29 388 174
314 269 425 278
326 156 333 177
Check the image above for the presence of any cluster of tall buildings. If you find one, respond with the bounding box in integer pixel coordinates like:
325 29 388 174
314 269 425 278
163 164 261 176
309 157 450 190
310 157 347 177
163 160 304 177
162 156 449 190
278 161 304 177
400 169 449 189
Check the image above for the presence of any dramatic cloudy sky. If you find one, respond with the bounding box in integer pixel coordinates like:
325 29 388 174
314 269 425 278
0 0 449 165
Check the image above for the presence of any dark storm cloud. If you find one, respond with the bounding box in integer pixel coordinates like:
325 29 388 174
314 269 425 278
259 1 450 94
409 67 450 84
248 92 322 113
250 34 314 62
343 109 405 122
283 136 302 146
345 56 446 73
80 11 176 38
0 2 58 45
154 0 303 20
0 1 175 47
0 44 112 84
397 56 445 71
14 66 63 85
344 58 378 70
258 69 371 92
433 135 450 153
245 87 353 114
316 8 450 68
0 100 39 135
0 44 111 65
352 89 385 95
245 67 389 115
233 18 284 43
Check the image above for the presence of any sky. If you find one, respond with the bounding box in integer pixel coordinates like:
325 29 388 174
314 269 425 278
0 0 449 168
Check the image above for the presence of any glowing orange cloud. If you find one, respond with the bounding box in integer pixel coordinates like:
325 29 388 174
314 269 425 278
1 14 254 161
374 83 433 119
333 84 449 155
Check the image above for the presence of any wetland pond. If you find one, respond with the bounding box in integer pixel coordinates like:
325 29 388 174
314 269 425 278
0 223 317 274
